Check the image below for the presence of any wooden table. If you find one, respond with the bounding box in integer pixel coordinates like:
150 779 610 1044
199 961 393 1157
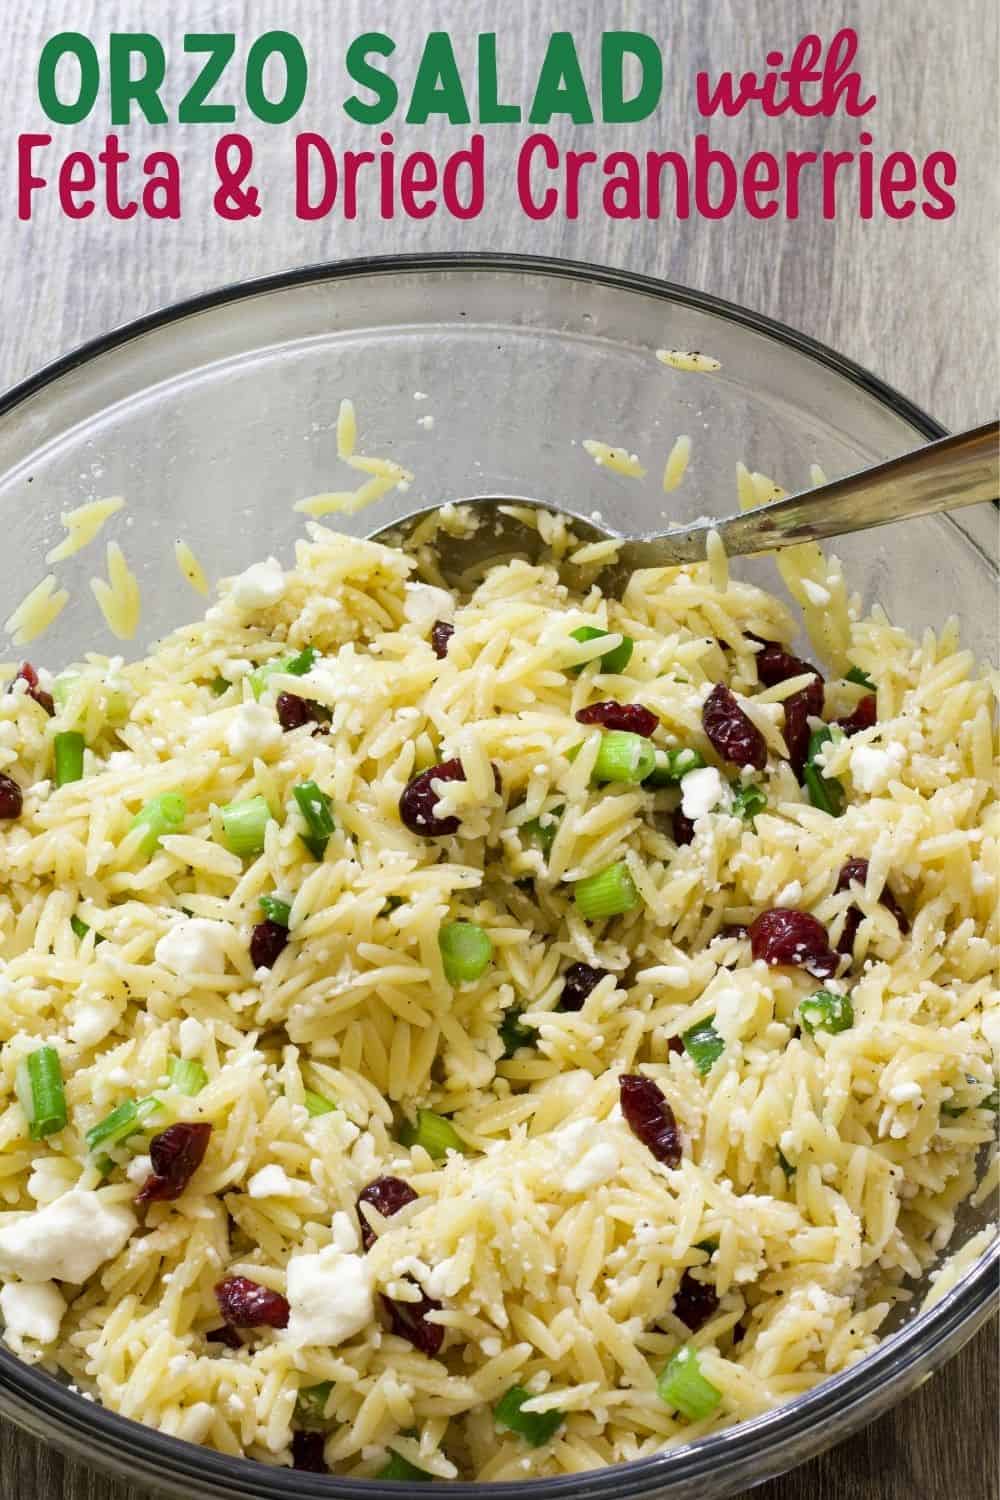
1 3 996 1496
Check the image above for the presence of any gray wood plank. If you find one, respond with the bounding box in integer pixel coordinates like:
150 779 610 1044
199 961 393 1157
0 2 995 1497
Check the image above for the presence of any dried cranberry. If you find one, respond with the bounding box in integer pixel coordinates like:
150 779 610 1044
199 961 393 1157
13 663 55 717
619 1074 682 1166
722 923 749 940
291 1431 328 1473
748 909 838 978
250 919 289 969
783 676 825 777
430 620 455 659
136 1122 212 1204
702 684 767 771
575 701 658 737
673 1269 720 1332
276 692 315 731
0 773 23 820
381 1280 444 1357
206 1324 243 1350
214 1275 290 1329
672 807 696 846
398 758 501 837
836 695 877 737
559 962 610 1011
751 638 823 690
356 1176 418 1252
835 857 909 955
732 1320 747 1345
666 1035 685 1056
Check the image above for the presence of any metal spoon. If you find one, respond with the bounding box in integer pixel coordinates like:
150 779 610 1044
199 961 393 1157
369 420 998 595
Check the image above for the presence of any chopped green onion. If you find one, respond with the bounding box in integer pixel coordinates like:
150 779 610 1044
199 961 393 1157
682 1018 724 1075
520 809 562 856
731 782 766 824
209 676 230 697
249 646 316 698
777 1148 796 1180
981 1087 999 1113
499 1007 537 1058
53 731 85 787
439 922 493 985
85 1096 161 1153
569 625 634 676
295 1381 333 1428
168 1056 208 1096
221 794 272 858
381 895 405 916
573 860 641 920
694 1239 718 1255
258 894 291 927
303 1088 337 1117
292 781 334 861
657 1345 722 1421
940 1102 966 1119
494 1385 565 1447
15 1046 67 1140
70 914 104 944
51 672 78 711
377 1452 433 1482
591 731 657 785
799 989 854 1035
94 1153 115 1179
846 666 875 690
399 1108 464 1159
802 727 845 816
644 747 706 787
131 792 186 856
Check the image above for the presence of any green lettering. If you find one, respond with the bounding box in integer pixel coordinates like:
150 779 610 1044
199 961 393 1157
109 34 167 125
601 32 662 122
245 30 308 124
180 34 236 123
344 32 397 125
529 32 593 124
477 34 520 122
37 32 99 124
406 32 470 125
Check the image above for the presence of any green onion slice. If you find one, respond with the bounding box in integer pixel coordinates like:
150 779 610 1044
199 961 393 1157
494 1385 565 1447
399 1108 464 1159
303 1088 337 1117
294 1381 333 1428
802 727 845 816
573 861 641 921
292 781 334 861
591 731 656 785
258 894 291 927
569 625 634 676
53 731 85 787
499 1007 537 1058
249 646 317 699
439 921 493 985
520 809 562 856
209 676 230 697
131 792 186 856
799 989 854 1035
845 666 875 690
682 1018 724 1075
220 794 272 858
656 1345 722 1421
168 1056 208 1096
731 782 766 824
85 1096 162 1153
15 1046 67 1140
644 747 706 787
377 1452 433 1482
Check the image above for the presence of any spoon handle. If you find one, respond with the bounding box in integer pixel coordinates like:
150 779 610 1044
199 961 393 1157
620 420 999 568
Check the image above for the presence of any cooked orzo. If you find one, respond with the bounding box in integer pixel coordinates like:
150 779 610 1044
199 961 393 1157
0 514 995 1482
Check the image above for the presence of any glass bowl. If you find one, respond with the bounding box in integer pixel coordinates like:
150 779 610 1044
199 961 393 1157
0 255 995 1499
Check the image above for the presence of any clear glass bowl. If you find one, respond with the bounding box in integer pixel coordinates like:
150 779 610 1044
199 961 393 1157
0 255 995 1499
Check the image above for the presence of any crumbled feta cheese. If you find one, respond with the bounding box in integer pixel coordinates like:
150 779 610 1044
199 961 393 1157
850 742 905 794
231 557 285 610
126 1154 152 1185
69 997 118 1049
285 1247 374 1347
224 701 282 760
155 919 229 977
551 1118 621 1193
565 1142 620 1192
680 766 729 820
887 1080 923 1105
0 1280 65 1350
247 1165 308 1199
403 582 454 629
0 1191 136 1283
178 1016 209 1059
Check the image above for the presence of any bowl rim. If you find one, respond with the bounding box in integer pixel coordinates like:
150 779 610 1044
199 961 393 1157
0 252 994 1500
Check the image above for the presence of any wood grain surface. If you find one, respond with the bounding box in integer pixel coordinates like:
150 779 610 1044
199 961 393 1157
0 3 996 1498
